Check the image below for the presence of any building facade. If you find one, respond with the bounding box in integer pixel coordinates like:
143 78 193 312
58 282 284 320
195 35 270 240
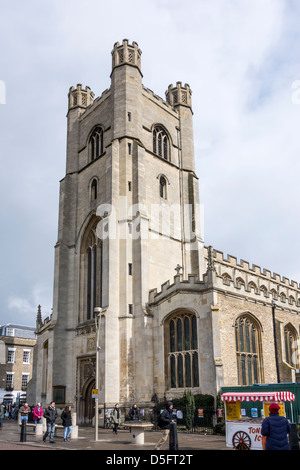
28 40 299 423
0 323 36 404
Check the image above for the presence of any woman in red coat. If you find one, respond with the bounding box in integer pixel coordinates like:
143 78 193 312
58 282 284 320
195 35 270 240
33 403 43 431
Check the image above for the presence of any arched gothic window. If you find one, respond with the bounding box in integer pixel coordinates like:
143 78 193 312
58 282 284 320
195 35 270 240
91 179 98 201
153 125 169 160
235 315 263 385
79 221 102 321
89 126 104 161
165 312 199 389
284 324 298 368
159 176 167 199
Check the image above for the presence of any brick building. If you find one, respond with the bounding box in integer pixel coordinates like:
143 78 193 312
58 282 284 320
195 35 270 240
0 323 36 404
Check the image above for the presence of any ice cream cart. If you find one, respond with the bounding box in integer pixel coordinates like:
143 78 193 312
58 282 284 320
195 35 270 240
221 391 295 450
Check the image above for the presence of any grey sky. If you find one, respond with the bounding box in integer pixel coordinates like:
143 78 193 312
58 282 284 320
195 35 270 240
1 0 300 326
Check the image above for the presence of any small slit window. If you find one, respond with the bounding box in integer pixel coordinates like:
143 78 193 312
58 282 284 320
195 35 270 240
159 176 167 199
91 179 98 200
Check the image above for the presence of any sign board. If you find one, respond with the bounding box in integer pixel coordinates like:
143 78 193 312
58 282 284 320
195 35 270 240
263 402 285 417
92 389 99 399
225 401 241 420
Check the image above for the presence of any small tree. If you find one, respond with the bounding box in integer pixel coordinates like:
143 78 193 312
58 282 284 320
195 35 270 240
184 390 195 430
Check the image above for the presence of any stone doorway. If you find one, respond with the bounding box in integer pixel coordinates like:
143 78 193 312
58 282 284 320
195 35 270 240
82 378 95 425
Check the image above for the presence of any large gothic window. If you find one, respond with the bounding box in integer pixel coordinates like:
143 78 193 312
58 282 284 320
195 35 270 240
284 324 298 368
153 125 169 160
79 221 102 321
235 315 263 385
165 312 199 389
89 126 104 162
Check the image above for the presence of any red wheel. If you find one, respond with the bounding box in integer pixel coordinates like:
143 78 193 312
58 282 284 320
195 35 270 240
232 430 251 450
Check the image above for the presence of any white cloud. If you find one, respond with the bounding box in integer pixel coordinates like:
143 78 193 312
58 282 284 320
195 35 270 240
7 283 52 325
1 0 300 325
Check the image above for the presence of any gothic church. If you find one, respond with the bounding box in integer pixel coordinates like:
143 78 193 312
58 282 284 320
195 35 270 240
28 40 300 423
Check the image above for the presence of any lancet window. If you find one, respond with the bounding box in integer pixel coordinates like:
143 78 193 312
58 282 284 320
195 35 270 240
235 315 263 385
153 125 169 160
89 126 104 162
165 312 199 389
79 221 102 321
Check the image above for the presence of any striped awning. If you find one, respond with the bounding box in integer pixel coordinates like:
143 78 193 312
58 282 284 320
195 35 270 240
221 391 295 402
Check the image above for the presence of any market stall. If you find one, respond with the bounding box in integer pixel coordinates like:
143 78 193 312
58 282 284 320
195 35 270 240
221 391 295 450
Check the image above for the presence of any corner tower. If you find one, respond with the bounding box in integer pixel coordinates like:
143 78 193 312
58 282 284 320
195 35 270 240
29 40 205 421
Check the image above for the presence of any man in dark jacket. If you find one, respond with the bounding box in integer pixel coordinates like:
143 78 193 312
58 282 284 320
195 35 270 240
155 402 175 450
261 403 291 450
43 402 58 444
129 404 140 421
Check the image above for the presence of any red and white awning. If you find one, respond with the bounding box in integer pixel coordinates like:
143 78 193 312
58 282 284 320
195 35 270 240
221 391 295 402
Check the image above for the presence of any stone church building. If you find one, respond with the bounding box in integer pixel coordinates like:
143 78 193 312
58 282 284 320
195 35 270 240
28 40 299 423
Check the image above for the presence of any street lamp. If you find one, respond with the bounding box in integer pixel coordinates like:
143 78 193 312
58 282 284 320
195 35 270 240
94 307 102 441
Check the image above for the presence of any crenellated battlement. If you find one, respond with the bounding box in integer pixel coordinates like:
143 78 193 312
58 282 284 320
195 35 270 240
68 84 95 110
111 38 142 73
148 247 300 310
142 85 177 114
204 246 300 307
206 246 300 287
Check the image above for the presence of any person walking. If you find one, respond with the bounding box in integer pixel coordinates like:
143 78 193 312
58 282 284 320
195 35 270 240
111 404 121 434
43 402 58 444
261 403 291 450
19 403 31 424
61 405 72 441
0 403 5 429
129 404 140 421
155 402 175 450
33 403 43 431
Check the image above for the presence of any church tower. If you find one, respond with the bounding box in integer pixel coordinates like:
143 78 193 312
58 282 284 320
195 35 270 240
30 40 205 421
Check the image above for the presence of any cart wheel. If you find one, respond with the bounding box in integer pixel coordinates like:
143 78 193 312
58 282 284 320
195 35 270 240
232 431 251 450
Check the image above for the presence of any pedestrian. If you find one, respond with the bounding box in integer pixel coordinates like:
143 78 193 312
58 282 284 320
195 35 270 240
104 410 111 428
61 405 72 441
43 401 58 444
111 404 121 434
154 402 175 450
261 403 291 450
19 403 31 424
33 402 43 431
129 404 140 421
0 402 5 429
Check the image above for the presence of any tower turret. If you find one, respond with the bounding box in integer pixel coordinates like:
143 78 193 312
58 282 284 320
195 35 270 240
111 39 142 76
165 82 192 109
166 82 194 171
110 39 143 140
68 84 95 111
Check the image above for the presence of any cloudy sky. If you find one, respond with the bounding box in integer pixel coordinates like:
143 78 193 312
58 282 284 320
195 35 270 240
1 0 300 326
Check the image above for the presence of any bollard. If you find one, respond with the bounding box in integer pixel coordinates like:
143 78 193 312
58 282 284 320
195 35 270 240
290 423 299 450
20 420 26 442
169 422 178 450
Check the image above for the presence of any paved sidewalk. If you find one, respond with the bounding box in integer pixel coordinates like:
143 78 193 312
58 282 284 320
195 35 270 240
0 419 229 451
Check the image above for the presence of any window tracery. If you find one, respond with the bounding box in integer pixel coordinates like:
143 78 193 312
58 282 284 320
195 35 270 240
89 126 104 162
165 312 199 389
153 125 169 160
235 314 263 385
